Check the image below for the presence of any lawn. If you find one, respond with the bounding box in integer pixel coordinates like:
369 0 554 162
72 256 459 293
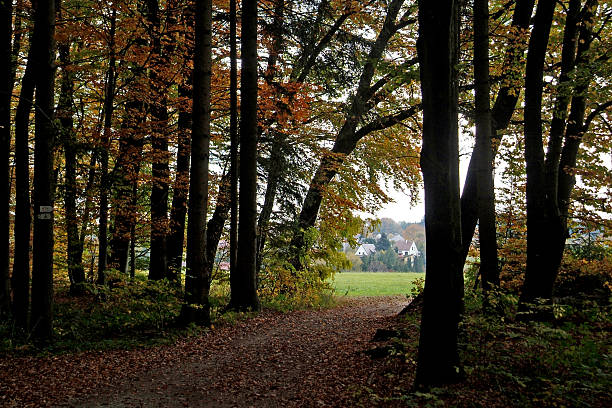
330 272 423 297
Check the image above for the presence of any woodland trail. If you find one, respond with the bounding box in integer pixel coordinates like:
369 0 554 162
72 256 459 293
2 296 408 407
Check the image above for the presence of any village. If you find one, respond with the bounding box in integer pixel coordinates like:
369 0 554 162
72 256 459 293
343 231 425 273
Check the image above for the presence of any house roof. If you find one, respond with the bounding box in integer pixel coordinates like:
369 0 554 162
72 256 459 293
394 240 411 251
356 243 377 256
389 234 404 242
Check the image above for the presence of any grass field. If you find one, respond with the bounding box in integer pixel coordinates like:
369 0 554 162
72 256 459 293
330 272 423 297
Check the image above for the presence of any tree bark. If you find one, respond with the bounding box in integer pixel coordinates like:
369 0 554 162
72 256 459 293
233 0 261 311
57 36 86 295
0 0 12 317
30 0 56 341
167 84 191 283
519 0 557 305
146 0 170 281
414 0 463 386
521 0 598 306
228 0 239 302
460 0 535 264
181 0 212 325
473 0 498 290
97 9 117 284
11 28 35 329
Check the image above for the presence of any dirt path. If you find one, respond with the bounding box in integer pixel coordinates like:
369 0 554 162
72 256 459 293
2 296 407 407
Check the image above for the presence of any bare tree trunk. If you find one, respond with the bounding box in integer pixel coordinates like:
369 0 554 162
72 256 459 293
233 0 260 311
473 0 498 291
30 0 56 341
97 9 117 284
520 0 556 306
180 0 212 325
57 33 86 295
228 0 239 301
167 84 191 283
146 0 170 281
11 28 35 328
0 0 13 317
415 0 463 386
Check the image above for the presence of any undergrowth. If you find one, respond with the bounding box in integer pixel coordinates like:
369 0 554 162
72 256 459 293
353 284 612 407
0 269 338 356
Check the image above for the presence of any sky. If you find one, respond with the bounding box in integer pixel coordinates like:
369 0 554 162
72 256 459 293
365 142 473 224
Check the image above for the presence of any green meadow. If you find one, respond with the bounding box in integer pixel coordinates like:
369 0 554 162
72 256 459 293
330 272 423 297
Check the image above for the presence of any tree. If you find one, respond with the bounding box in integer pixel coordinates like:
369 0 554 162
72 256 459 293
521 0 604 307
57 17 86 295
30 0 57 341
414 0 463 386
11 20 34 328
0 0 12 317
459 0 536 265
146 0 171 281
378 232 391 251
181 0 212 325
473 0 498 291
289 0 418 269
232 0 260 311
228 0 239 303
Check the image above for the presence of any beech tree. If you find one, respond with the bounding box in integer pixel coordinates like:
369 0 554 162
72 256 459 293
181 0 212 324
0 0 11 317
473 0 498 290
459 0 535 265
11 19 34 328
520 0 605 307
232 0 260 311
30 0 57 340
414 0 463 386
289 0 419 269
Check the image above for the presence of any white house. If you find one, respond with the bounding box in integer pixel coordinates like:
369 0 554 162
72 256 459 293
394 240 420 257
355 243 377 257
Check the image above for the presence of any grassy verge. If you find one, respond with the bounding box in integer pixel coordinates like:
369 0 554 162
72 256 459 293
331 272 423 297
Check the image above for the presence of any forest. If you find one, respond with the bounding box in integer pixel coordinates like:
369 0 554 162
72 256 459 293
1 0 611 405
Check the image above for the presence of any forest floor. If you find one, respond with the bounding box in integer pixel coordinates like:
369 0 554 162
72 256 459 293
2 293 610 407
1 296 412 407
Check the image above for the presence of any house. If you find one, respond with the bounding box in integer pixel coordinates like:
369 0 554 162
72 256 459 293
394 240 420 257
355 243 377 257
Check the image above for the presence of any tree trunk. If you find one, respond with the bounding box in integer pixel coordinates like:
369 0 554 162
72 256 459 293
0 0 12 317
228 0 239 302
537 0 598 303
519 0 557 306
58 38 86 295
233 0 261 311
30 0 56 341
459 0 535 264
97 10 117 284
146 0 170 281
11 28 35 329
206 172 231 274
108 99 145 275
414 0 463 386
473 0 498 290
255 0 285 279
180 0 212 325
167 84 191 283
